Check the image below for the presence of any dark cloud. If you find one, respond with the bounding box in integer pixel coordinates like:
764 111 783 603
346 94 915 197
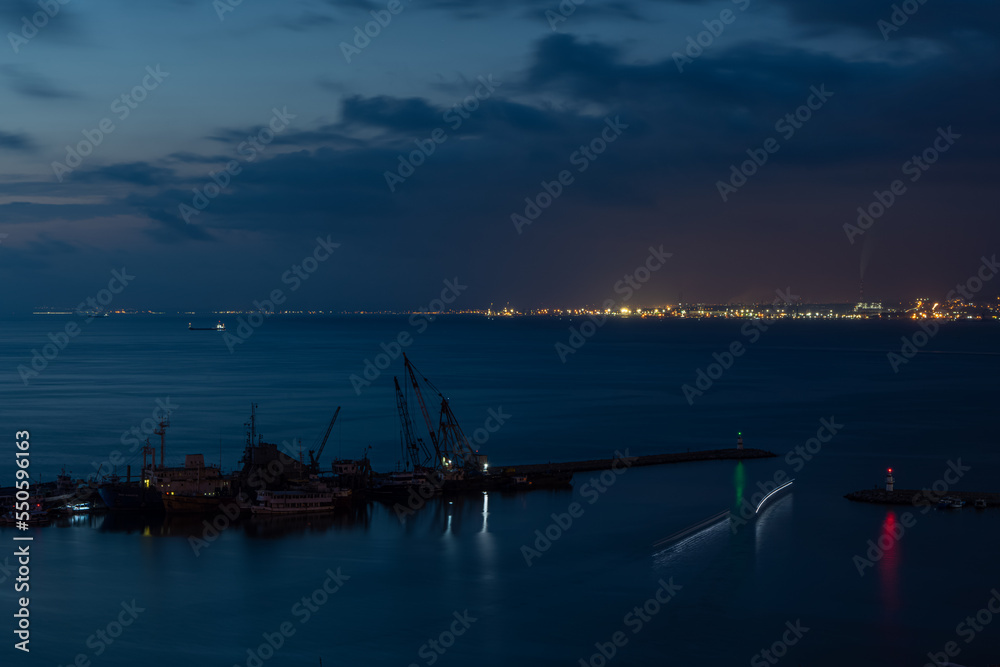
0 201 114 224
0 130 37 152
73 162 177 187
767 0 1000 42
276 10 338 31
0 65 83 100
340 96 445 133
27 232 78 254
0 0 82 40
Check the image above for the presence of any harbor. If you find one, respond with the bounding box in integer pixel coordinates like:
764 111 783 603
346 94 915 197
2 355 775 525
506 445 775 475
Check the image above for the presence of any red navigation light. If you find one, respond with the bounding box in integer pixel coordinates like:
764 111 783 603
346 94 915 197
888 468 893 474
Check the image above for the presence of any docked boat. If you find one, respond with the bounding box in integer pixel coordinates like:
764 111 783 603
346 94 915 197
98 477 163 512
162 494 238 513
0 498 50 526
974 499 987 510
950 498 966 509
250 485 351 515
153 454 233 513
374 468 444 496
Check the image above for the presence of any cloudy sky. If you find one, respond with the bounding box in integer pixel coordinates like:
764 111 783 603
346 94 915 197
0 0 997 311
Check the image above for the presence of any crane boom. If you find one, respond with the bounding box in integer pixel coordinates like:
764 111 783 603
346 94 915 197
310 407 341 470
404 354 443 461
395 377 429 469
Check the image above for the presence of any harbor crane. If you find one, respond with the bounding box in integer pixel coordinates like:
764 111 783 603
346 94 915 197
394 377 431 470
307 406 341 473
403 354 485 475
404 354 445 463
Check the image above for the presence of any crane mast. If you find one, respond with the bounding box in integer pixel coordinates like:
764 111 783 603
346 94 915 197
394 377 429 469
437 397 479 471
403 354 444 463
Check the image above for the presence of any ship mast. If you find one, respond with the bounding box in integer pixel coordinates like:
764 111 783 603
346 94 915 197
155 417 169 469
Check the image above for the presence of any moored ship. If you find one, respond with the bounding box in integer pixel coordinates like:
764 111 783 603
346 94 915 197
250 482 351 515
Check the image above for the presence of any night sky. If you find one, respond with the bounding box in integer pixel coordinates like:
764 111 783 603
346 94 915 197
1 0 997 311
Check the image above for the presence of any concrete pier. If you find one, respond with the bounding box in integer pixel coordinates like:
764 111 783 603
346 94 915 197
505 447 776 474
845 488 1000 507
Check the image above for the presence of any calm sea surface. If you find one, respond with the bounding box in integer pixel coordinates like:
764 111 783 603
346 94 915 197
0 315 998 665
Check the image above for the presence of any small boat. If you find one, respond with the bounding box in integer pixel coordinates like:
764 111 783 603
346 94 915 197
0 504 51 526
974 499 987 510
950 498 966 509
937 497 953 509
188 321 225 331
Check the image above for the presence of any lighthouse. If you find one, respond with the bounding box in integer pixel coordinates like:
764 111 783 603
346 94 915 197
737 432 744 451
886 467 894 492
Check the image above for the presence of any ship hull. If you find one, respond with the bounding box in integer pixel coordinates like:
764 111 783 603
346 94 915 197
163 494 241 514
98 483 163 512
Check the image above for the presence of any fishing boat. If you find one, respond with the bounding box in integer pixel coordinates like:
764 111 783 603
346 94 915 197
974 499 987 510
949 498 966 509
0 496 51 526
